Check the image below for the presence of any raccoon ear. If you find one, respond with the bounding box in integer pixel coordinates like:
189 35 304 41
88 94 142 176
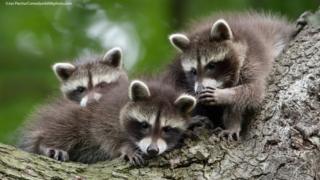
52 63 76 81
169 33 190 52
129 80 151 101
174 94 196 115
102 47 123 68
210 19 233 40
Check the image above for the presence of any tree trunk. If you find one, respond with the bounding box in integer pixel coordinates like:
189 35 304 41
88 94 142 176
1 11 320 180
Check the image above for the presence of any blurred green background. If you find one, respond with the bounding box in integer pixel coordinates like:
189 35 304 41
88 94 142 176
0 0 318 144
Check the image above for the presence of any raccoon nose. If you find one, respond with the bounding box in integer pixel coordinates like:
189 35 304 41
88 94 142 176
147 144 159 157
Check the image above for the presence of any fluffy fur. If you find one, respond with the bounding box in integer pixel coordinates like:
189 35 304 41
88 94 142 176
53 47 128 106
18 78 196 165
165 11 295 140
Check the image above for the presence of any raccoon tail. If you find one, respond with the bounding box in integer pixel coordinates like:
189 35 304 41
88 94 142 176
271 23 295 58
268 17 295 58
255 12 295 58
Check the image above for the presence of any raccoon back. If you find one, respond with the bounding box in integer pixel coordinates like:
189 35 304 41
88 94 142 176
187 11 295 58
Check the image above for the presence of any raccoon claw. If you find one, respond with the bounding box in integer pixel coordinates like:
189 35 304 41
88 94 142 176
44 148 69 162
218 129 241 142
132 153 145 166
124 150 145 166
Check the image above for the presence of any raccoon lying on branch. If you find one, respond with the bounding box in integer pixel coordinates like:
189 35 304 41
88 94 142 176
19 78 196 165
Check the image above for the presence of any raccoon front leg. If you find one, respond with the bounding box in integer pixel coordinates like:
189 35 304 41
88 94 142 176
120 142 145 166
39 145 69 162
199 82 264 109
218 106 243 141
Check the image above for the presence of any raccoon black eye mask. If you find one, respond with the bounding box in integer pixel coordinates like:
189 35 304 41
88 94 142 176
121 80 196 161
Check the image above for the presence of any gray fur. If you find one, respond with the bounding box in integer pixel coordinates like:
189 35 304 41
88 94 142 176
167 11 295 140
53 47 128 106
18 78 195 165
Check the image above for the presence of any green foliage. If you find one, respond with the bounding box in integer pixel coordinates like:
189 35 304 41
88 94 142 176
0 0 317 143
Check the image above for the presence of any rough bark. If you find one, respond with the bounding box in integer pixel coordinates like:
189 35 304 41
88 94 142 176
1 11 320 180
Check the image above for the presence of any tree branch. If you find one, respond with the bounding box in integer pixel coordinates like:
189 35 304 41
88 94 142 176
1 11 320 180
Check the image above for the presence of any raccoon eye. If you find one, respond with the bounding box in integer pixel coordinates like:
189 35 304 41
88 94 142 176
190 68 197 75
207 62 216 70
162 126 174 133
96 82 108 89
75 86 86 93
140 121 150 129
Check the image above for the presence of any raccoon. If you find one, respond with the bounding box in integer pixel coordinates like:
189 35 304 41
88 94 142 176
167 12 295 140
52 47 128 107
18 79 196 165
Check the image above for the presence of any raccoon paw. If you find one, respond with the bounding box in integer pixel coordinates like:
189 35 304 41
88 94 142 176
218 127 241 142
123 150 145 166
198 87 216 105
198 87 232 105
121 144 145 166
44 148 69 162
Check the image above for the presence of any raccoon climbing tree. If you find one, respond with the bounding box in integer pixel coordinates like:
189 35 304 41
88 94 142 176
0 10 319 180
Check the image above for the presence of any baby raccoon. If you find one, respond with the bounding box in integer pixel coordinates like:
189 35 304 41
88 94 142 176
167 12 294 140
18 79 196 165
52 47 128 107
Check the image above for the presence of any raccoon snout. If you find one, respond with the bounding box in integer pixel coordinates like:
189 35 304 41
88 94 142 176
147 144 159 157
80 93 102 107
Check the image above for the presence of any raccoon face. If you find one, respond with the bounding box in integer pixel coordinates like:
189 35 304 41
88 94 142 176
120 80 196 157
53 47 127 106
169 19 247 94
